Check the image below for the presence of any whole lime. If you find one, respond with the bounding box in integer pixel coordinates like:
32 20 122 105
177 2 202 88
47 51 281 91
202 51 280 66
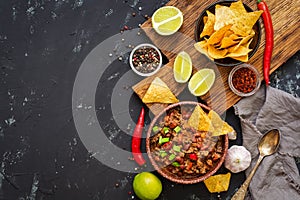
133 172 162 200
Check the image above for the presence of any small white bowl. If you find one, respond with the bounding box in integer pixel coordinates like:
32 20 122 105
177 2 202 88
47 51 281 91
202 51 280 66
228 64 261 97
129 43 162 77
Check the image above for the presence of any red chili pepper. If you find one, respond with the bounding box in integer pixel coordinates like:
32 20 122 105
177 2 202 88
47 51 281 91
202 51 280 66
189 153 198 161
257 0 274 86
131 107 146 166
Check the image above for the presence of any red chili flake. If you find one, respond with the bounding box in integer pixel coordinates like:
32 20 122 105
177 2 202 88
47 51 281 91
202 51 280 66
189 153 198 161
186 162 193 170
162 142 172 150
232 67 257 93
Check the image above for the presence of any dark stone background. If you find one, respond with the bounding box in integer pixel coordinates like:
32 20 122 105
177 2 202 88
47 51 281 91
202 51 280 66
0 0 299 199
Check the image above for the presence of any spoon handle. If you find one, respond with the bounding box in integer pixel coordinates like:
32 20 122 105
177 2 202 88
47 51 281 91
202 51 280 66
231 155 264 200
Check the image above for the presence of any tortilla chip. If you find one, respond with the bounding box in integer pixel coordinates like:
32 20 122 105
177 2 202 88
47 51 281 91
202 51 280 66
200 11 215 38
142 77 179 104
188 105 213 132
207 25 232 45
194 41 213 60
208 110 236 137
243 38 253 49
231 11 263 36
230 1 247 16
229 33 241 41
224 30 234 38
204 173 231 193
220 37 239 49
229 34 253 52
214 5 235 31
227 45 252 57
230 54 249 62
208 44 228 59
203 16 208 24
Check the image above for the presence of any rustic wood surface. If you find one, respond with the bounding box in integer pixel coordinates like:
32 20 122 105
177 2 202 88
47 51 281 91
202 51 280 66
132 0 300 115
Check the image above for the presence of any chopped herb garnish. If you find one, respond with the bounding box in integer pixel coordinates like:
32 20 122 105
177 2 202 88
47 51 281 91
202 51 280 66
174 126 181 133
161 137 169 143
158 136 170 144
152 126 159 132
173 145 181 152
158 136 162 144
160 151 168 158
172 161 180 167
163 127 169 134
168 154 175 161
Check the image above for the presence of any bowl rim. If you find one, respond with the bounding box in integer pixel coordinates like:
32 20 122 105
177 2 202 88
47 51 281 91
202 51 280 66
228 63 261 97
146 101 229 184
129 43 163 77
194 0 261 67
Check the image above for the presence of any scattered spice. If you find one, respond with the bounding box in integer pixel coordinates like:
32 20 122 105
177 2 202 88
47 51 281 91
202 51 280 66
131 46 160 74
121 25 131 32
232 67 257 93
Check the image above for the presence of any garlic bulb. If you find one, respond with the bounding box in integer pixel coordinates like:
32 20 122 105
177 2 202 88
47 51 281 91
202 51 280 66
225 145 251 173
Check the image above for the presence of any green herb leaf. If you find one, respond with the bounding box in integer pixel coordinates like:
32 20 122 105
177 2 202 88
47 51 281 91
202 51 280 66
172 161 180 167
160 151 168 158
174 126 181 133
158 136 162 144
161 137 170 143
152 126 159 132
173 145 181 152
159 136 169 145
168 154 175 161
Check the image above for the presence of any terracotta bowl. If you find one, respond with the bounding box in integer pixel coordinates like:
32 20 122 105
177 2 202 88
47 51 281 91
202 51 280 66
146 101 229 184
194 0 261 67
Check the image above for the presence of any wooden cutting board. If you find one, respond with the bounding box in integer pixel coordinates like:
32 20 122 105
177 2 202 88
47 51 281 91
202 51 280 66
133 0 300 115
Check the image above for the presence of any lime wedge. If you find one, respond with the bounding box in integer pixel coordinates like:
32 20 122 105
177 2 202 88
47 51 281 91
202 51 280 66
173 51 192 83
188 68 216 96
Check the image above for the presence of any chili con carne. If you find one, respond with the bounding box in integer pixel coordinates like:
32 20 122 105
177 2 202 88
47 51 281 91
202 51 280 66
131 107 146 166
257 0 274 86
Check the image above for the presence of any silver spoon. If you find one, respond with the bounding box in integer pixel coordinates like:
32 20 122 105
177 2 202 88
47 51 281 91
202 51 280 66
231 129 280 200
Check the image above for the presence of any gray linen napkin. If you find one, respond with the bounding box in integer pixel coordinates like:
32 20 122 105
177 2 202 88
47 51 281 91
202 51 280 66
233 86 300 200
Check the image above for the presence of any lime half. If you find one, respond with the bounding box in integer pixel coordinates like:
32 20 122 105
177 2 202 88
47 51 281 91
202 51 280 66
152 6 183 36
